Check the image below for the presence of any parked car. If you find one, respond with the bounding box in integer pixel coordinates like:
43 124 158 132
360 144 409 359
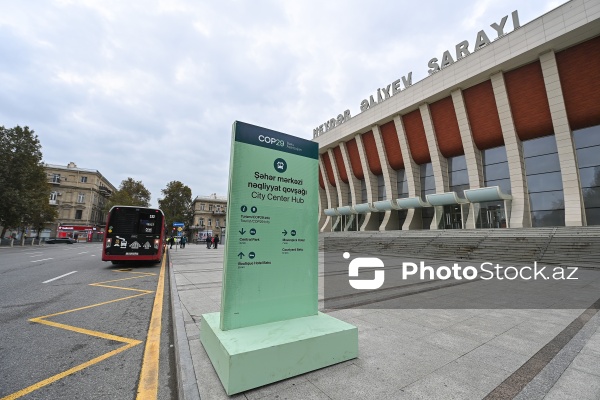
45 237 77 244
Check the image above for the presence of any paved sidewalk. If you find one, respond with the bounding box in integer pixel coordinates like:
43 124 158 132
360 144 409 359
169 243 600 400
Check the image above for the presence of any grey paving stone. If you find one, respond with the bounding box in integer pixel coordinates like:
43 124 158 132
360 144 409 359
444 321 501 344
493 311 600 400
515 344 581 400
373 308 426 320
530 308 586 324
460 343 531 373
471 312 527 331
570 350 600 377
253 380 332 400
544 368 600 400
244 374 310 400
187 336 245 399
408 311 461 331
325 308 380 320
340 316 381 339
510 321 565 342
169 242 600 399
421 330 484 355
579 344 600 361
354 311 438 338
400 339 463 369
434 357 512 394
307 362 402 400
367 387 422 400
402 371 489 400
485 331 544 357
352 353 439 388
583 334 600 354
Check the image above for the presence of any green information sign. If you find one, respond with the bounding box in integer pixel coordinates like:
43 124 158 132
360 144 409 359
220 121 319 330
201 121 357 395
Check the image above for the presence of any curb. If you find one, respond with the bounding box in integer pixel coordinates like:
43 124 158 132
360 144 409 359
168 251 202 400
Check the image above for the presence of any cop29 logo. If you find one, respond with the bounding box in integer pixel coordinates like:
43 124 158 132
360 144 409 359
258 134 284 147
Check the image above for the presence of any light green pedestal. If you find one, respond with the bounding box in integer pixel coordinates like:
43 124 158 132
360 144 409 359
200 312 358 395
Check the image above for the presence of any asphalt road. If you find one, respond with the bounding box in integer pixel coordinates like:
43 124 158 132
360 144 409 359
0 243 176 400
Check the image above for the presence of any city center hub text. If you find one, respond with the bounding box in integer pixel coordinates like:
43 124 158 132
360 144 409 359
402 262 578 281
248 171 308 203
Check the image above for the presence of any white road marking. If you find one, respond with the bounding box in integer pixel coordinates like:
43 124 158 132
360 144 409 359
43 271 77 283
31 258 54 263
78 252 89 255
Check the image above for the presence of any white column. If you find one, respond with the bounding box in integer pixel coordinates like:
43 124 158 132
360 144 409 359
372 125 399 230
318 159 335 232
452 89 484 229
355 133 380 231
491 72 531 228
327 148 349 208
339 142 361 208
393 115 423 229
420 103 449 230
339 142 361 231
318 185 327 231
327 148 350 231
540 50 585 226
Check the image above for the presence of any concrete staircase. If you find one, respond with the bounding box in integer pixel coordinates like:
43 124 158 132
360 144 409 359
320 226 600 267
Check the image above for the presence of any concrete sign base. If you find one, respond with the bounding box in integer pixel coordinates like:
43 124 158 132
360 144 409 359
200 311 358 395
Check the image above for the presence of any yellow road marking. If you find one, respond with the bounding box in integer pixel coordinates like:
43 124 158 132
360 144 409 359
1 266 160 400
31 317 144 344
2 342 140 400
136 251 167 399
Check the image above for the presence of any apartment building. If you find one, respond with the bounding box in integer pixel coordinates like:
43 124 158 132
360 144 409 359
46 162 116 240
189 193 228 242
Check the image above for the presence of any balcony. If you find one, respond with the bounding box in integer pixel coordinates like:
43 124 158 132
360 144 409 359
49 199 59 205
212 210 226 215
48 178 61 185
99 185 112 197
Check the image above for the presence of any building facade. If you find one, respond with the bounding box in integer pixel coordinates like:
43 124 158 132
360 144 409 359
189 193 228 242
315 0 600 232
46 162 116 240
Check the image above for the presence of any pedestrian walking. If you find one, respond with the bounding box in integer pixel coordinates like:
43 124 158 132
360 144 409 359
169 236 174 249
206 234 212 249
214 234 220 249
180 236 187 249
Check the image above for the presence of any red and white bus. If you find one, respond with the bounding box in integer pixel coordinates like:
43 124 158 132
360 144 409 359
102 206 166 264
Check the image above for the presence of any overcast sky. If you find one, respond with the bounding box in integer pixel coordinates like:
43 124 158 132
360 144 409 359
0 0 567 207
